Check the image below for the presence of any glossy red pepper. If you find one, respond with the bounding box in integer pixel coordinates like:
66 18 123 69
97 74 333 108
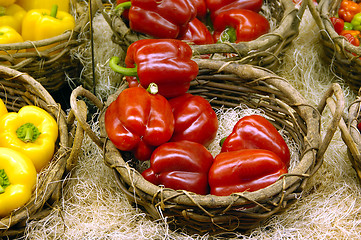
338 0 361 22
191 0 207 20
178 18 214 45
212 9 270 43
168 93 218 147
209 149 288 196
221 114 290 167
340 30 360 46
330 17 345 35
104 85 175 161
142 140 214 195
117 0 197 39
109 39 199 99
206 0 263 20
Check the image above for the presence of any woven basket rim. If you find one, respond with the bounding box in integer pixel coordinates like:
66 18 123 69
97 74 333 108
0 66 83 234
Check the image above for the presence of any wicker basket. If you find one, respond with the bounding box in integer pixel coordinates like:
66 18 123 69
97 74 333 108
95 0 307 71
0 0 90 92
333 90 361 183
70 59 344 233
0 66 85 237
308 0 361 94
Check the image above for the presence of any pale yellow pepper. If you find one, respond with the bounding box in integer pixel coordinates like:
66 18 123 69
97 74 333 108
16 0 69 13
21 4 75 42
0 105 58 172
0 98 7 117
0 4 27 33
0 147 37 217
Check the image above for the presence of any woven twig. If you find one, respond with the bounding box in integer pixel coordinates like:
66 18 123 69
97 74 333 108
0 0 90 92
94 0 307 71
0 66 85 237
308 0 361 94
70 60 344 233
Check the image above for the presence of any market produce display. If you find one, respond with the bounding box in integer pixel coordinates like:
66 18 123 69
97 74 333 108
5 0 361 238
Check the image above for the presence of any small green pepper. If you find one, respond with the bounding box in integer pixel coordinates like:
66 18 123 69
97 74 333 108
344 21 354 30
351 12 361 31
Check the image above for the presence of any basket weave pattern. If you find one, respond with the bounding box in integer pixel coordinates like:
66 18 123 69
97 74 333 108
0 66 84 237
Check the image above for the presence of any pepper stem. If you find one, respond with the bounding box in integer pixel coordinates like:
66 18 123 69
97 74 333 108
109 56 138 77
219 137 227 147
0 169 10 194
147 83 158 95
50 4 58 18
115 1 132 11
219 27 237 43
0 6 6 17
16 123 41 143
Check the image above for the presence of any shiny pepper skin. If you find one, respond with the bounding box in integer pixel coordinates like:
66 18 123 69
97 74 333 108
338 0 361 22
104 86 175 161
142 140 214 195
221 114 290 167
208 149 288 196
129 0 197 39
168 93 218 147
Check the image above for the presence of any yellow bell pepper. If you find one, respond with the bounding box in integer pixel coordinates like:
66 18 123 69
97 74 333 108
0 98 7 117
0 0 15 7
0 4 27 33
21 4 75 52
0 105 58 172
0 147 37 217
16 0 69 12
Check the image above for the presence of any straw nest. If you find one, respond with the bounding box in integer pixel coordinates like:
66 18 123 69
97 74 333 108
0 0 90 92
308 0 361 94
94 0 307 72
69 58 345 234
0 66 85 237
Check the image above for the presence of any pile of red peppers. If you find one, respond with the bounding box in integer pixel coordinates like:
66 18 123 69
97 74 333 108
115 0 271 44
105 37 291 196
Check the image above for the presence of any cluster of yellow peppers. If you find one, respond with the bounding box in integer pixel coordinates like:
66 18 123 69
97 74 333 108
0 0 74 48
0 99 58 217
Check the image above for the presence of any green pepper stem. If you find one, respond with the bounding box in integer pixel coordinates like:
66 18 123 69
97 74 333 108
115 1 132 11
16 123 41 143
218 27 237 43
0 169 10 194
50 4 58 18
0 6 5 17
109 56 138 77
219 137 227 147
147 83 158 95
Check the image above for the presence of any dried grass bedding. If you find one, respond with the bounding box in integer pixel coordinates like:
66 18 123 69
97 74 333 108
19 6 361 240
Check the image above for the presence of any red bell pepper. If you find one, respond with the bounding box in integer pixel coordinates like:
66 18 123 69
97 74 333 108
209 149 288 196
168 93 218 147
338 0 361 22
104 85 175 161
109 39 199 99
116 0 197 39
191 0 207 20
177 18 214 45
212 9 270 43
221 114 290 167
340 30 360 46
142 140 214 195
206 0 263 20
330 17 345 35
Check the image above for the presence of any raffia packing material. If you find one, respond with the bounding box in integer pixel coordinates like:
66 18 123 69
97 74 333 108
94 0 307 72
69 59 344 234
0 0 89 92
0 66 85 238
